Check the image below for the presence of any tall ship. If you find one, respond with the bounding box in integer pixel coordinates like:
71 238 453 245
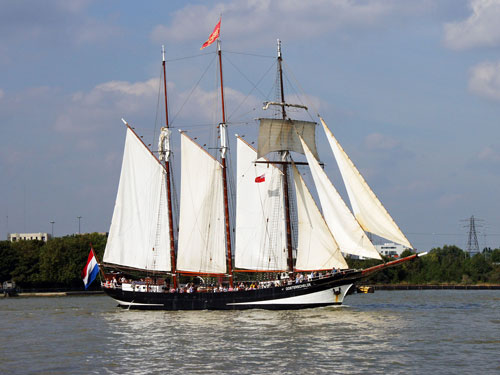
100 24 425 310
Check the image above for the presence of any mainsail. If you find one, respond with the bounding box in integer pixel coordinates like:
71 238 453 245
104 127 171 271
176 132 227 274
235 137 287 271
299 136 382 260
320 117 412 249
292 164 348 271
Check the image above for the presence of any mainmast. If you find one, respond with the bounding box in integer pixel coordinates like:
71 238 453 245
217 39 234 288
277 39 294 275
159 45 177 289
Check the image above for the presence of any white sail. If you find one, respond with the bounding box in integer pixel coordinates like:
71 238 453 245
320 117 412 249
176 133 227 274
104 127 171 271
299 136 382 260
292 164 348 270
235 137 288 271
258 118 319 159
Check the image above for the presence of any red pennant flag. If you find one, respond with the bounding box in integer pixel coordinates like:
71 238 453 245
255 174 265 183
200 19 221 50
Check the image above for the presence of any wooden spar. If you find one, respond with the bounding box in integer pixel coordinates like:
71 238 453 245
162 46 177 289
217 39 234 288
277 39 294 275
361 253 425 276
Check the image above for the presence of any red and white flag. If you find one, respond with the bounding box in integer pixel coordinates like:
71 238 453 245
200 19 221 50
255 174 265 183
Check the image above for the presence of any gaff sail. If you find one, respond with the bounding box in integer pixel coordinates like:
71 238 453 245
104 127 171 271
176 132 227 274
234 137 288 271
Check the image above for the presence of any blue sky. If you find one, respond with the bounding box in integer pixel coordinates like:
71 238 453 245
1 0 499 251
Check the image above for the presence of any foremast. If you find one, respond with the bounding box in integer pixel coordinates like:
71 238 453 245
158 45 177 289
276 39 295 276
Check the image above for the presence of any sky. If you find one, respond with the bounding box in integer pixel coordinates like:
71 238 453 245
1 0 500 252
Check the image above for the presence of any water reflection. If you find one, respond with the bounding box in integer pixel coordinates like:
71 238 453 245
98 301 412 374
1 291 498 375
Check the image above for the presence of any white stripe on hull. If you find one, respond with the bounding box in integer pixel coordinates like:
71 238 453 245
114 298 164 307
227 284 353 306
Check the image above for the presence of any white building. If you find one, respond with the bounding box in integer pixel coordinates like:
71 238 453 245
9 233 51 242
375 242 409 258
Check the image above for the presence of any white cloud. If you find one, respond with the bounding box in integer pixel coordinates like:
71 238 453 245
477 145 500 163
437 192 463 208
364 133 400 151
0 0 120 48
444 0 500 50
152 0 431 46
468 60 500 100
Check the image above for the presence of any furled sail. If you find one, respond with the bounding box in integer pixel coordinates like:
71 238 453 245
320 117 412 249
104 127 171 271
292 164 348 270
176 132 227 274
257 118 319 159
235 137 288 271
299 136 382 260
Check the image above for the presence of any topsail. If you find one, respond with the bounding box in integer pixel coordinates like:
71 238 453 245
257 118 318 159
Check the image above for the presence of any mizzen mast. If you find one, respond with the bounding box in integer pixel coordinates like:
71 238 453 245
159 45 177 289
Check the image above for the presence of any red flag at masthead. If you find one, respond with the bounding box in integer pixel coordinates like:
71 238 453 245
200 19 221 50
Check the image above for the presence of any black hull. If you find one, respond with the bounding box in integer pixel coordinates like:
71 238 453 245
103 271 362 310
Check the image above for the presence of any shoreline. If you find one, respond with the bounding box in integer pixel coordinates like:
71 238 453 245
368 284 500 290
3 285 500 298
2 291 104 298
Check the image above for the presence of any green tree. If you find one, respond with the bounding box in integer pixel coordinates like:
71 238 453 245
10 240 44 287
0 241 18 282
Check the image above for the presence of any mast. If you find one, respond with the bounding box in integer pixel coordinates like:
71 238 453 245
160 45 177 289
277 39 294 275
217 39 234 287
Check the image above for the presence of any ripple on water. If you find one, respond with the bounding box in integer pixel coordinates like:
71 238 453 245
1 291 499 375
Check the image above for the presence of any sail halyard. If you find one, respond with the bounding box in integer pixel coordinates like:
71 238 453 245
320 117 413 249
292 163 348 271
298 135 382 260
103 124 172 272
159 45 178 288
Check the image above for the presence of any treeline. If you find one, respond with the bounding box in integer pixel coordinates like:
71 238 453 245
347 246 500 285
1 237 500 289
0 233 106 290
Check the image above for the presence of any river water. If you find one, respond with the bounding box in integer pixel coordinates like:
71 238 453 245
1 290 498 375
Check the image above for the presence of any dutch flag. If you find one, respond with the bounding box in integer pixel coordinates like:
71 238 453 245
82 248 100 290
